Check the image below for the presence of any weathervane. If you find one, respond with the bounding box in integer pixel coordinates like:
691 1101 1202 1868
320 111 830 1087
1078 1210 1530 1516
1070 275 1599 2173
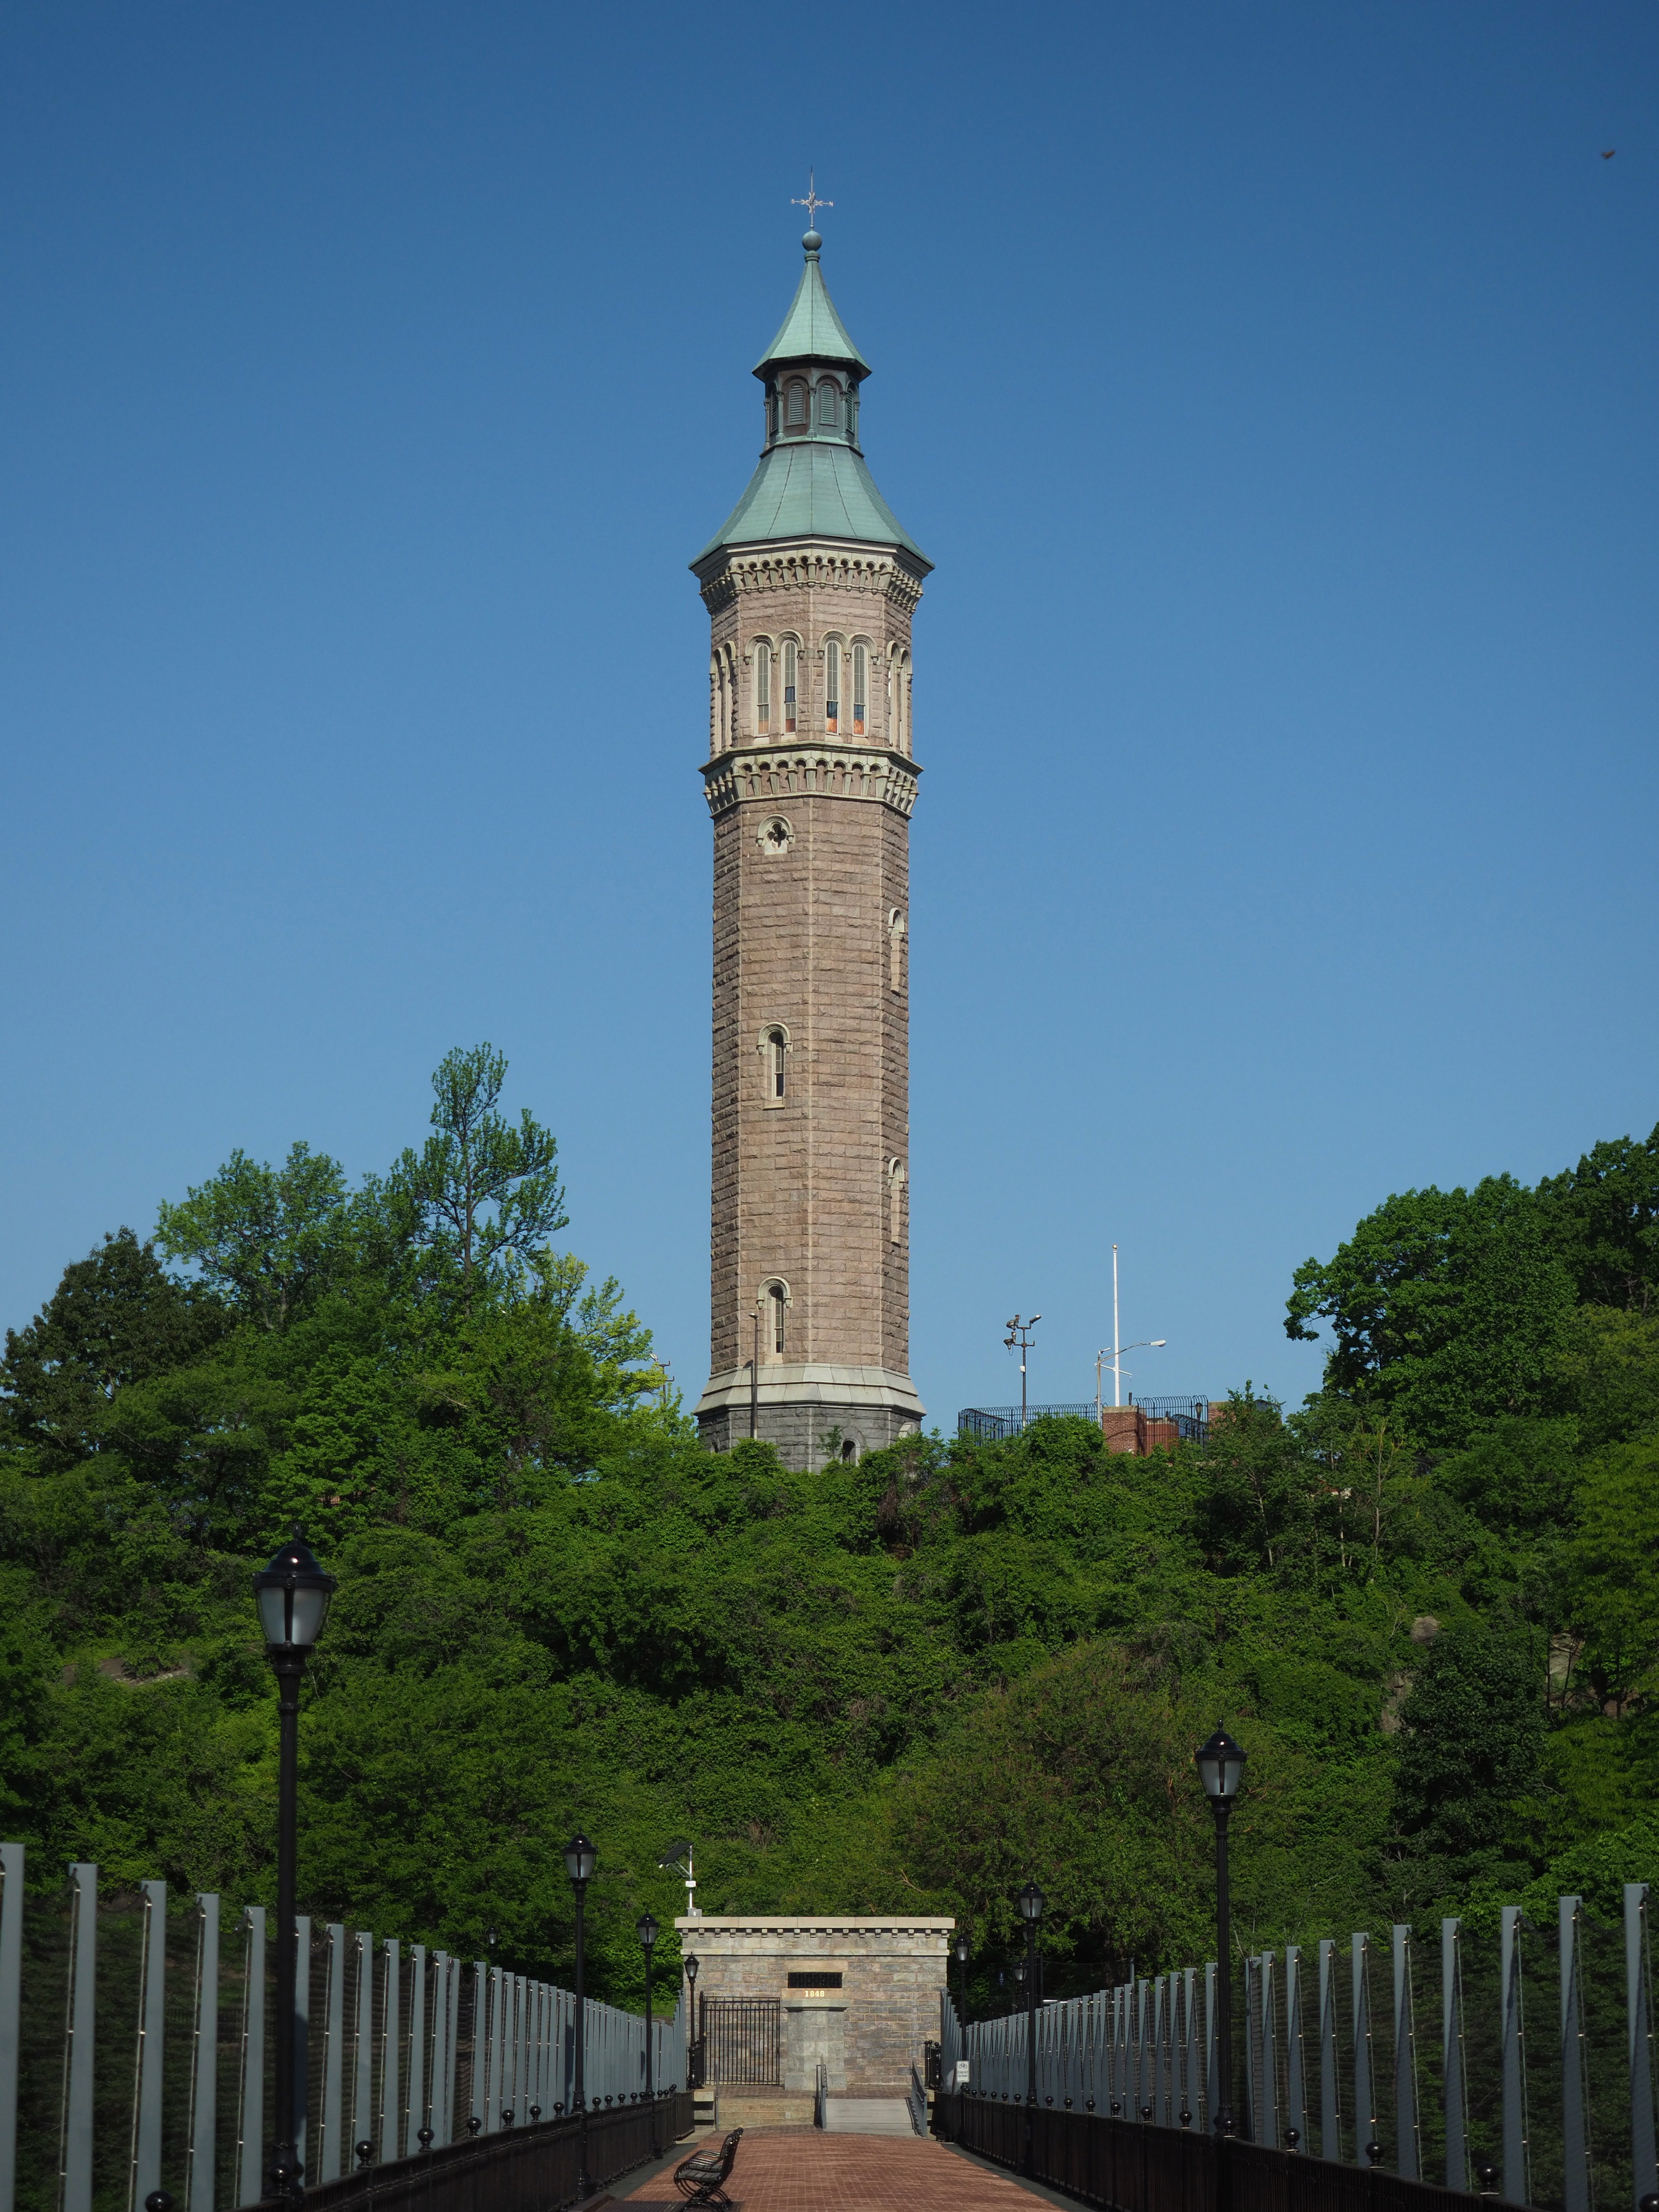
791 170 833 229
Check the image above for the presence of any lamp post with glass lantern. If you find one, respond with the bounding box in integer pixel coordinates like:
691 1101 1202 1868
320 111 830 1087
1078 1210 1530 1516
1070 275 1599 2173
1194 1728 1248 2137
1016 1881 1044 2173
637 1914 659 2151
564 1835 598 2197
684 1953 701 2090
253 1531 335 2202
953 1933 970 2033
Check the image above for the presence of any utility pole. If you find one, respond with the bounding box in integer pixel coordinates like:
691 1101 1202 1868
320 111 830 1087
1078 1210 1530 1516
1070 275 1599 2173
1004 1314 1041 1429
749 1307 760 1439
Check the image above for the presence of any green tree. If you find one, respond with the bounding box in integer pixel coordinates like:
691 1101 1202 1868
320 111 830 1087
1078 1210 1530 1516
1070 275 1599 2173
1392 1621 1543 1885
156 1142 350 1329
1535 1126 1659 1314
388 1045 567 1302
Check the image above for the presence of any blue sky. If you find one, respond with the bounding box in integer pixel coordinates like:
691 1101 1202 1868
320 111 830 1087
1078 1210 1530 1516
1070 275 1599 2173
2 3 1654 1430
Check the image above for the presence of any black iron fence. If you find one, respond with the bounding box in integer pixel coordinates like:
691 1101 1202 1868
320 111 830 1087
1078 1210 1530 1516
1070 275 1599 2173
933 2095 1486 2212
701 1996 782 2086
302 2091 695 2212
957 1400 1212 1444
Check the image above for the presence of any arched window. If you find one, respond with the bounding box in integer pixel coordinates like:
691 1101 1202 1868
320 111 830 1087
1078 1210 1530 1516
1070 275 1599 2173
840 1436 858 1463
852 644 868 735
817 378 840 427
755 641 772 736
782 640 798 734
785 381 808 430
765 1027 786 1103
825 641 840 734
888 908 906 992
761 1280 787 1358
888 1158 906 1245
894 650 911 753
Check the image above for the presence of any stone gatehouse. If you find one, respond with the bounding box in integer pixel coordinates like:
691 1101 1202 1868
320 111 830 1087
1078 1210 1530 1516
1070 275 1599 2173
677 1914 952 2098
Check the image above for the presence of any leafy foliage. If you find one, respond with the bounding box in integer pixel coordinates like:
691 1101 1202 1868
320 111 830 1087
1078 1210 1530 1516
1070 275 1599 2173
3 1074 1659 2008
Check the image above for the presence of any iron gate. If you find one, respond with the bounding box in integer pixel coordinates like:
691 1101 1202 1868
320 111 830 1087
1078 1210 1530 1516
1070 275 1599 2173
701 1995 783 2085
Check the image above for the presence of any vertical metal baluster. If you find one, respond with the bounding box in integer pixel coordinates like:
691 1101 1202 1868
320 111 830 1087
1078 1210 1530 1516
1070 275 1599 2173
60 1864 98 2212
1206 1963 1218 2130
1152 1975 1166 2123
318 1927 344 2182
470 1964 487 2131
1285 1947 1306 2152
1443 1918 1467 2192
0 1845 21 2212
1242 1957 1258 2140
185 1895 218 2212
1352 1933 1374 2167
1392 1925 1419 2179
1319 1938 1340 2162
351 1931 374 2164
128 1880 167 2212
293 1916 310 2185
1501 1905 1528 2206
1627 1886 1656 2210
379 1941 400 2164
1561 1897 1590 2212
236 1906 266 2208
1262 1953 1280 2151
1185 1968 1201 2130
406 1947 426 2155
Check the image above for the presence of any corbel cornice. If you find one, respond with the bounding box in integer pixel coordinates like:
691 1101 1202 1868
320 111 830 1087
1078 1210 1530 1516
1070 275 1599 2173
703 743 921 820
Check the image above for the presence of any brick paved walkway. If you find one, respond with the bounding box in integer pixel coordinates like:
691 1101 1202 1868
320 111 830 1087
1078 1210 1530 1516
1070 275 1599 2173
618 2130 1040 2212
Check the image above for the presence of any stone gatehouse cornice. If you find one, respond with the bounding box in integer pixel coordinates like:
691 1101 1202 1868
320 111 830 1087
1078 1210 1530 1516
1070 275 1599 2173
694 542 926 618
703 744 920 820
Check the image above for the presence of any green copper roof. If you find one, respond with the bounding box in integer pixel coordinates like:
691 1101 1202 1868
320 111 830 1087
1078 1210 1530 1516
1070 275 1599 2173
694 231 929 569
754 239 871 376
694 438 929 564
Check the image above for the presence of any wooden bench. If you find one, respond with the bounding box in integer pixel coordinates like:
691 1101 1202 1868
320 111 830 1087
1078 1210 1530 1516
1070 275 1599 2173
673 2128 744 2211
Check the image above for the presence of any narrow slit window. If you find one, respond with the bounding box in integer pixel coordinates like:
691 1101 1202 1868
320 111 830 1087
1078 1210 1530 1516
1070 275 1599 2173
755 642 772 735
766 1028 786 1101
769 1283 786 1357
783 641 797 734
852 645 867 734
825 641 840 733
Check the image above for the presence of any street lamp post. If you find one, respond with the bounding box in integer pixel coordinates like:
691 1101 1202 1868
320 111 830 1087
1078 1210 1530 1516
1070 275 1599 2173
1093 1341 1167 1421
1194 1728 1249 2137
1016 1881 1044 2175
1004 1316 1041 1430
637 1914 659 2152
684 1952 701 2089
252 1532 335 2203
953 1933 969 2033
564 1834 598 2197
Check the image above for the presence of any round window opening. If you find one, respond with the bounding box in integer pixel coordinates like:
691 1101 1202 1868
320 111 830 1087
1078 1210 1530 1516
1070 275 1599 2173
758 816 794 854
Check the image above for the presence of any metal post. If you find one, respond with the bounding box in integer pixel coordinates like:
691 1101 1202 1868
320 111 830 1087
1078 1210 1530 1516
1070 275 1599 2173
1318 1938 1340 2162
484 1968 502 2133
1260 1953 1279 2150
406 1946 427 2155
1351 1934 1374 2167
1627 1885 1656 2210
351 1932 374 2165
1153 1973 1168 2124
1393 1925 1419 2180
1212 1804 1235 2134
236 1906 266 2208
1242 1957 1258 2139
468 1964 486 2133
128 1880 167 2212
1500 1906 1528 2206
1443 1919 1467 2192
1285 1945 1307 2152
186 1895 219 2212
380 1941 401 2162
0 1844 22 2212
319 1927 345 2182
1184 1967 1201 2130
1561 1897 1590 2212
574 1884 591 2196
60 1865 98 2212
1023 1918 1038 2171
643 1934 656 2153
269 1647 304 2199
445 1959 462 2140
294 1915 311 2185
1204 1963 1218 2129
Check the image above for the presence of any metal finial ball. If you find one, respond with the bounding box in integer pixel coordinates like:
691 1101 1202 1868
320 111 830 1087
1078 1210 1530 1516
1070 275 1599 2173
802 229 822 253
355 2141 374 2168
145 2194 176 2212
417 2127 434 2149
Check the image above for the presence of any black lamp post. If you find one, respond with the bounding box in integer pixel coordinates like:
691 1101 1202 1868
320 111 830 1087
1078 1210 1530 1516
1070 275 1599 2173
1016 1881 1044 2175
252 1531 335 2202
1194 1727 1248 2138
638 1914 659 2152
684 1951 700 2084
953 1933 970 2033
564 1834 598 2198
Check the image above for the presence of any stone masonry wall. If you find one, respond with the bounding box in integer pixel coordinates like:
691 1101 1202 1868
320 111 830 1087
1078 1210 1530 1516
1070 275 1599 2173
676 1915 951 2093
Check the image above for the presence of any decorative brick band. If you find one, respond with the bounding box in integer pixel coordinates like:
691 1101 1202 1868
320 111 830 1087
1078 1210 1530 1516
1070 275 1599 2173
696 545 926 617
703 745 919 819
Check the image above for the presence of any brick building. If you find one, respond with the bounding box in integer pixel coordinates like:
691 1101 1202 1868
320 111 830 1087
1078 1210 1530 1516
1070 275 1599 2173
691 228 929 1468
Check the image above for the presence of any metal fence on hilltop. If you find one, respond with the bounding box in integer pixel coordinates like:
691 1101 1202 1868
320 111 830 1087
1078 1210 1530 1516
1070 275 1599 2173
936 1888 1659 2212
957 1398 1212 1445
0 1845 688 2212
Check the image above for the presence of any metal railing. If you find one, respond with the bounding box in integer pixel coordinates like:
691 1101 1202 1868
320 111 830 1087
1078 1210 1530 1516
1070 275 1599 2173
933 2097 1485 2212
701 1995 782 2086
815 2062 828 2130
303 2092 695 2212
907 2063 928 2139
957 1399 1211 1444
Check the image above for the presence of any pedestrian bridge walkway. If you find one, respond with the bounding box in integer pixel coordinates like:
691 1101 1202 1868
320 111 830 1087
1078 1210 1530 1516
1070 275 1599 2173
619 2132 1040 2212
